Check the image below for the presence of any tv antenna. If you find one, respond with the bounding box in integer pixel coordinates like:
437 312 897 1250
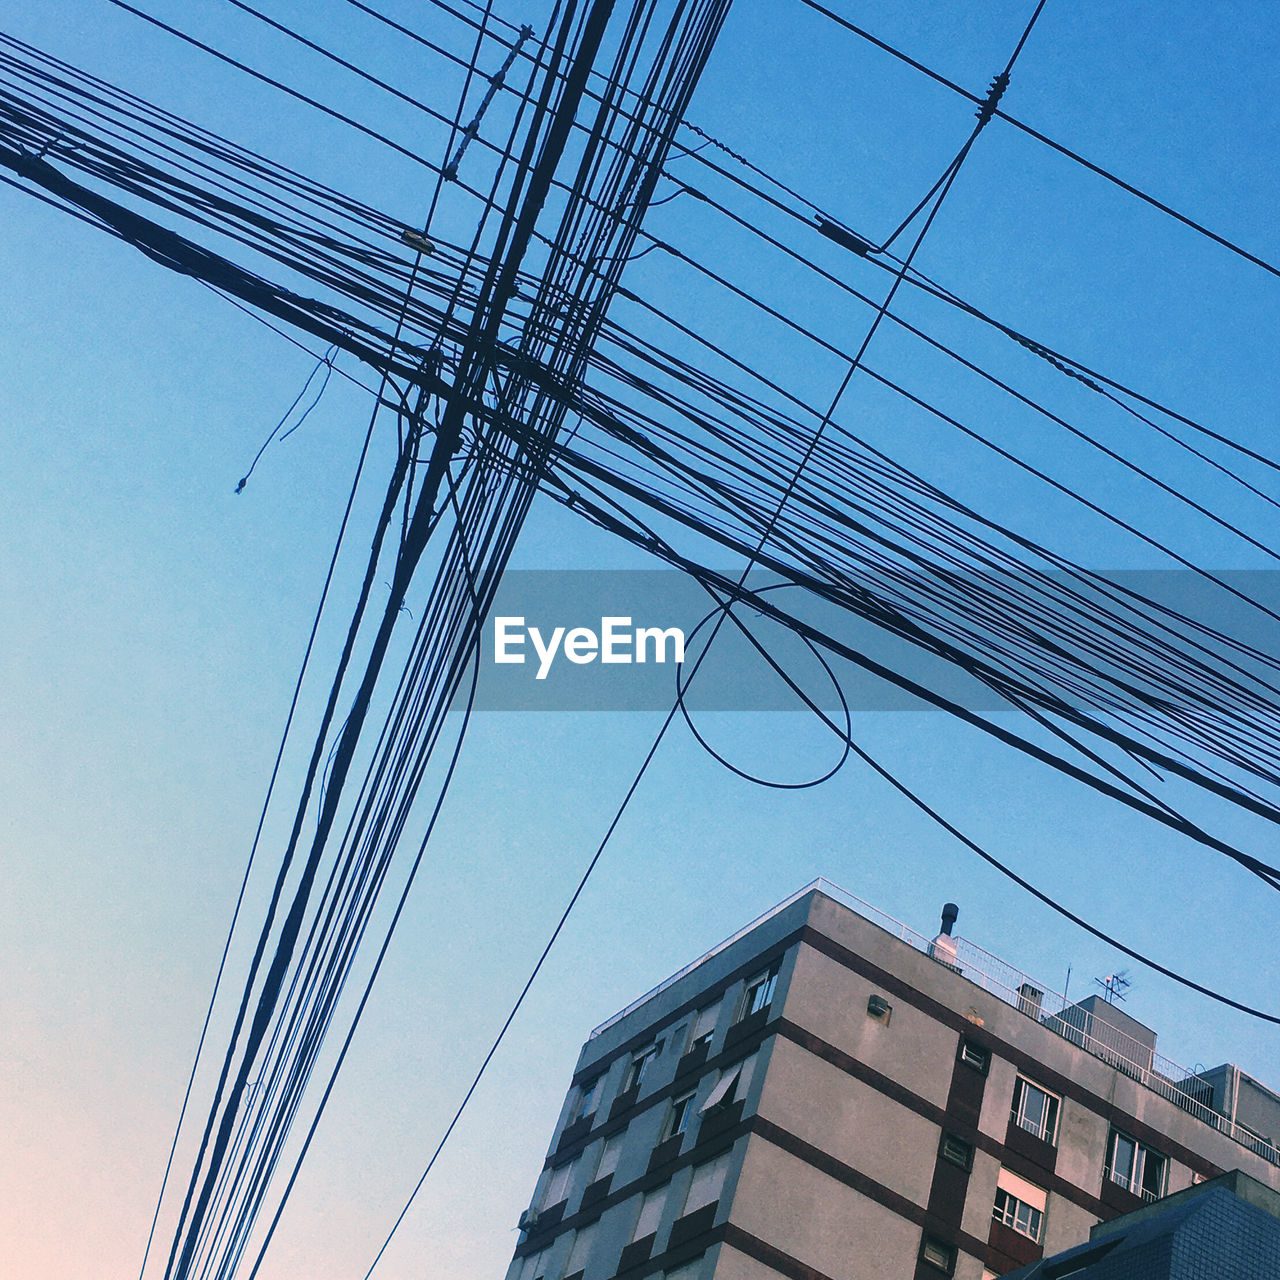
1093 970 1131 1004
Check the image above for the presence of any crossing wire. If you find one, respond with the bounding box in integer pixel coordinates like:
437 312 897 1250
794 0 1280 282
5 11 1280 1270
10 67 1280 829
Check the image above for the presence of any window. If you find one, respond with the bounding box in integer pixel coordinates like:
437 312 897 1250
958 1038 990 1073
565 1222 596 1277
594 1130 624 1182
570 1075 602 1124
540 1158 574 1209
739 966 778 1019
631 1184 668 1241
687 1001 719 1054
700 1052 757 1113
667 1092 696 1140
939 1133 974 1171
622 1042 662 1094
992 1168 1046 1243
1105 1128 1166 1201
519 1249 546 1280
683 1153 728 1214
920 1236 956 1274
993 1188 1043 1241
1011 1076 1060 1144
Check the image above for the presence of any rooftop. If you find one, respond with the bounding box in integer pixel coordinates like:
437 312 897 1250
591 878 1279 1168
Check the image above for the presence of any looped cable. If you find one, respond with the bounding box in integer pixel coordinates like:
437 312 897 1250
674 585 854 790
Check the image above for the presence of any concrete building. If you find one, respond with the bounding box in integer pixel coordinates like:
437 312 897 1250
504 881 1280 1280
997 1169 1280 1278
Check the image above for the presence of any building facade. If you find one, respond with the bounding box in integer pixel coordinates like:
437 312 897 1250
504 882 1280 1280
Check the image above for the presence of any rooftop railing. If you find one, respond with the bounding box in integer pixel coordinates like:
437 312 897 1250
588 880 1278 1166
589 878 926 1039
946 934 1279 1165
590 878 841 1039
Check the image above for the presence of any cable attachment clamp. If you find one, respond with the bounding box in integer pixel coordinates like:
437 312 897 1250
444 25 536 182
975 71 1010 127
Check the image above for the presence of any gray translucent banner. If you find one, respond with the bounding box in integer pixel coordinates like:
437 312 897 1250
469 569 1280 712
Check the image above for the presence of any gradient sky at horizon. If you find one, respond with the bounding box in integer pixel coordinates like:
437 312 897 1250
3 2 1280 1278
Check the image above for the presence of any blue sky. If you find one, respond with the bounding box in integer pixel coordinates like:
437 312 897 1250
2 3 1280 1278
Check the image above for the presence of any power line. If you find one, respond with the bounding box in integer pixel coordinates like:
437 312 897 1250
17 77 1280 829
99 0 451 177
133 4 738 1273
365 3 1058 1256
7 3 1280 1270
794 0 1280 282
691 577 1280 1021
14 15 1275 560
5 0 1274 1131
135 339 405 1280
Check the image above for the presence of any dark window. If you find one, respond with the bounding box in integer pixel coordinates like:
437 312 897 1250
686 1001 719 1053
631 1184 668 1242
920 1235 956 1274
683 1154 729 1214
700 1053 755 1113
594 1129 625 1182
564 1221 596 1277
993 1187 1043 1242
516 1248 547 1280
939 1133 974 1170
623 1042 662 1093
540 1157 574 1209
667 1092 696 1140
1011 1076 1060 1144
1105 1128 1166 1201
958 1038 990 1073
571 1075 602 1123
740 966 778 1019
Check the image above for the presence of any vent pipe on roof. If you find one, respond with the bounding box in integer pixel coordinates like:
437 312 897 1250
930 903 960 970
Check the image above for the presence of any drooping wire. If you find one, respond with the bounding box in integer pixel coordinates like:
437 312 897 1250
135 341 404 1280
235 344 337 493
672 548 1280 1023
